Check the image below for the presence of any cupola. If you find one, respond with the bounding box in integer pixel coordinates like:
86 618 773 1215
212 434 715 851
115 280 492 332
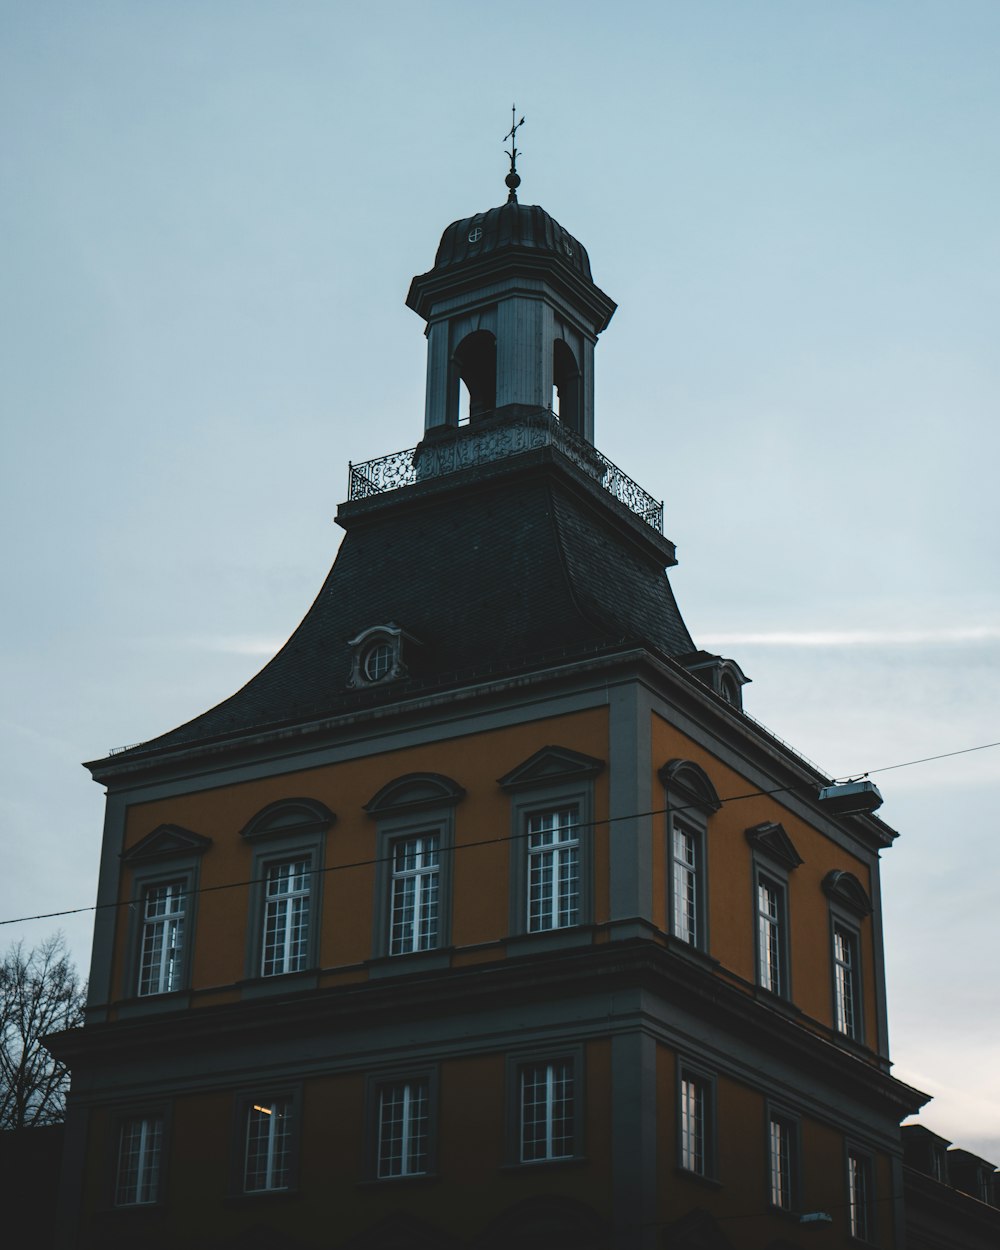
406 144 615 443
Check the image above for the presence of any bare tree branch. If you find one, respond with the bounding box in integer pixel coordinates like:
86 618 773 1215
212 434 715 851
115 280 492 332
0 934 86 1129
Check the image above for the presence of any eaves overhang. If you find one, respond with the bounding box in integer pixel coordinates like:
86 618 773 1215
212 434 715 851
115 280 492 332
47 938 928 1121
84 642 897 858
407 248 617 334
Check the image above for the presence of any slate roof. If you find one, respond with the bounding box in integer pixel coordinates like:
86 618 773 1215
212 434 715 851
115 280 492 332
114 442 695 760
430 201 593 281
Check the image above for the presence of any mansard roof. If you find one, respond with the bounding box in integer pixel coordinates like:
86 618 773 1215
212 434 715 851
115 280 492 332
97 438 695 761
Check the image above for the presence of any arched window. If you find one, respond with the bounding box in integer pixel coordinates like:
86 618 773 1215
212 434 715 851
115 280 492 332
453 330 496 422
552 338 582 433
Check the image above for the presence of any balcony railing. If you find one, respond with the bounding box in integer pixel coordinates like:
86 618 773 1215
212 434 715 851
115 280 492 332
347 411 663 533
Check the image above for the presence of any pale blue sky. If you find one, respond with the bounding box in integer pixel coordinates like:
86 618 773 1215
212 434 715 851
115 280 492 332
2 1 998 1157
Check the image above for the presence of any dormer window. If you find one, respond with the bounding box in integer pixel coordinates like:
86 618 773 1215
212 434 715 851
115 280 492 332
348 624 420 689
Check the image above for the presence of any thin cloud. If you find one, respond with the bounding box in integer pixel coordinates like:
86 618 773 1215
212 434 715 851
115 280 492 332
700 625 1000 648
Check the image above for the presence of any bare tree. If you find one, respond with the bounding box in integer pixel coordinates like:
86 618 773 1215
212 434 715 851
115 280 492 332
0 934 85 1130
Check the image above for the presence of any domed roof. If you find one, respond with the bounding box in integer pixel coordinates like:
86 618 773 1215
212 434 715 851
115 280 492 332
432 201 594 282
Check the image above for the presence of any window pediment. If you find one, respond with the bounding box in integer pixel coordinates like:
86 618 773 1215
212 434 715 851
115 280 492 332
364 772 465 816
123 824 212 864
658 759 721 813
822 869 873 917
240 798 336 843
497 746 604 792
744 821 803 871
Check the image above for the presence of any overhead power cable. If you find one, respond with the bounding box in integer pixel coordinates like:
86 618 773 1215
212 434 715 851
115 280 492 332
2 736 999 932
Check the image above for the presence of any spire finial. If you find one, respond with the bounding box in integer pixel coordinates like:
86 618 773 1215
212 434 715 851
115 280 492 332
503 104 525 203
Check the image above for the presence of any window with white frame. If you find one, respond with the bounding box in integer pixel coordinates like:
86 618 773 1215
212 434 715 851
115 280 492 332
122 823 212 1005
137 882 186 996
377 1079 429 1177
366 773 463 965
848 1149 874 1240
261 859 311 977
499 747 602 939
660 761 720 952
244 1098 292 1192
389 835 440 955
671 822 699 945
526 809 580 932
520 1059 574 1162
679 1071 710 1175
768 1112 796 1210
833 924 861 1039
115 1114 164 1206
756 874 786 995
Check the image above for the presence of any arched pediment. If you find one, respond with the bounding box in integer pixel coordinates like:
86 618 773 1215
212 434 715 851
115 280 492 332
658 759 722 813
364 772 465 815
822 869 873 917
497 745 604 791
744 821 804 871
240 798 336 842
122 823 212 864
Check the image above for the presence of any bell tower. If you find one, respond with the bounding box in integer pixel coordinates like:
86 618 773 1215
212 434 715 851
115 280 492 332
405 120 616 443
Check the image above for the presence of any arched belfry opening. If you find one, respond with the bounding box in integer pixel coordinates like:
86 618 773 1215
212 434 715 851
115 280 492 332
552 338 582 434
453 329 496 422
407 200 616 446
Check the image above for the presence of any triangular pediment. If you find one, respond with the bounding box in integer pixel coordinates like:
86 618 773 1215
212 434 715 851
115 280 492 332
822 869 873 916
364 772 465 815
241 798 336 842
123 824 212 864
744 821 803 871
497 745 604 791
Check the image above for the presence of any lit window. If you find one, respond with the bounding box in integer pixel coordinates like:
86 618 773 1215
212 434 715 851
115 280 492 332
769 1113 796 1209
520 1059 574 1162
115 1115 163 1205
679 1073 709 1175
138 882 185 996
527 809 579 932
848 1150 874 1240
389 835 440 955
377 1080 429 1177
672 823 699 945
834 924 861 1040
261 860 311 977
757 874 786 994
244 1098 292 1192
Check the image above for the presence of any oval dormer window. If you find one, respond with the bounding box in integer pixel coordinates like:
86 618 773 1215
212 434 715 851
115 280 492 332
364 641 394 683
347 624 422 690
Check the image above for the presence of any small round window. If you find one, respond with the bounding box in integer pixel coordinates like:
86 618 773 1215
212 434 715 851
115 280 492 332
363 642 394 683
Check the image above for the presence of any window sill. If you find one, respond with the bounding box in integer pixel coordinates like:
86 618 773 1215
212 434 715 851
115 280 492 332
357 1172 440 1188
501 1155 589 1172
365 949 453 979
238 970 320 999
674 1166 722 1190
224 1188 299 1206
95 1203 166 1219
664 935 719 971
753 986 802 1018
505 927 595 957
114 992 191 1018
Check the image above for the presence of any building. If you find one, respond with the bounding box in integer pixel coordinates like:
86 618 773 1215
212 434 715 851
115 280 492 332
901 1126 1000 1250
50 172 937 1249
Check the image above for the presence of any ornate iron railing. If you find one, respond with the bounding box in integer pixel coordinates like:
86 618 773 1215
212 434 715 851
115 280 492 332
348 411 664 532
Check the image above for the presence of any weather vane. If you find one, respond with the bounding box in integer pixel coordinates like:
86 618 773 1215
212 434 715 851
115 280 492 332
503 105 525 203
